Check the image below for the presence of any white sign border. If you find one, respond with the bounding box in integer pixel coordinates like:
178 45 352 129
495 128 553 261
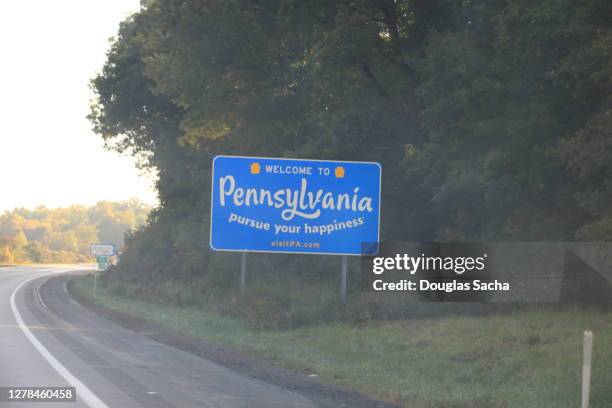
209 155 382 256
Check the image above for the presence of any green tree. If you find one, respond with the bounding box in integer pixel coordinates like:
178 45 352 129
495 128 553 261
89 0 612 292
0 201 150 263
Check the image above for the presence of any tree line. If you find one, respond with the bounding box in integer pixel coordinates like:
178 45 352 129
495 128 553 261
89 0 611 297
0 200 150 264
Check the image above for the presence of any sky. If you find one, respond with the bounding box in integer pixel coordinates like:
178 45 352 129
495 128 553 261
0 0 157 212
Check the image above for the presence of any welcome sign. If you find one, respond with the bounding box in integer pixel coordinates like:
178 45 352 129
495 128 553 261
210 155 381 255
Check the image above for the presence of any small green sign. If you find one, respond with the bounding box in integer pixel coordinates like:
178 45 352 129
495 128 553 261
96 256 109 270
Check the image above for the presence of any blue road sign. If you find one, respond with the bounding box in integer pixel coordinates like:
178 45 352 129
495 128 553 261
210 155 381 255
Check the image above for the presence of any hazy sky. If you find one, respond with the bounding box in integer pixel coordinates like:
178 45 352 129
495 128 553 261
0 0 157 212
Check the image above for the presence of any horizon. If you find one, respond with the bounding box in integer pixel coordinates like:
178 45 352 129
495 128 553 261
0 197 153 214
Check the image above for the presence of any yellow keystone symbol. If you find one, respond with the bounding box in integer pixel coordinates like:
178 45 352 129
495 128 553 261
250 162 261 174
334 166 345 178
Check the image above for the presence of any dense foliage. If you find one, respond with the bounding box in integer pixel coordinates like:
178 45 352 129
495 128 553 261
90 0 612 324
0 200 150 263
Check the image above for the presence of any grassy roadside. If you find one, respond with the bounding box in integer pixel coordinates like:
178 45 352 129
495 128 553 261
69 275 612 408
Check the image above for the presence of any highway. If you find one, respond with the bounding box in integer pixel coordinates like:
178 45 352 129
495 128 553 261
0 265 314 408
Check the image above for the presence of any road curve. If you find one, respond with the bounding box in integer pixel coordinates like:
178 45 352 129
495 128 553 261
0 265 315 408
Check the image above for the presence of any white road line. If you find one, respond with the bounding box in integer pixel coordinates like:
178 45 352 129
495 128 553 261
10 273 109 408
35 285 48 310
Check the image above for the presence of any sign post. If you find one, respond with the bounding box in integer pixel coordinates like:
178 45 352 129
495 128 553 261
582 330 594 408
240 252 248 293
340 255 348 301
93 273 97 301
210 155 381 298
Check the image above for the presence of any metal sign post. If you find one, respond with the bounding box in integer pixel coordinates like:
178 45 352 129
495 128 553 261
340 255 348 301
240 252 248 293
93 273 97 301
582 330 594 408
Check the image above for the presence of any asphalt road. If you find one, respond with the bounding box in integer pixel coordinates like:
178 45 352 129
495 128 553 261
0 265 315 408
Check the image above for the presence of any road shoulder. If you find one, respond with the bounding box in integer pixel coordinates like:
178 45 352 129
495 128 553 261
57 275 397 408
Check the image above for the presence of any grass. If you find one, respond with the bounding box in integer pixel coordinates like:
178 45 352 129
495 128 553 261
69 275 612 408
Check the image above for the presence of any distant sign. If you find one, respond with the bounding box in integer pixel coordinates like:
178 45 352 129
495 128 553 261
210 155 381 255
90 243 116 257
96 256 110 270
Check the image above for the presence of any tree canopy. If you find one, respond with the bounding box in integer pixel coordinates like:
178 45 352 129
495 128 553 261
90 0 612 284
